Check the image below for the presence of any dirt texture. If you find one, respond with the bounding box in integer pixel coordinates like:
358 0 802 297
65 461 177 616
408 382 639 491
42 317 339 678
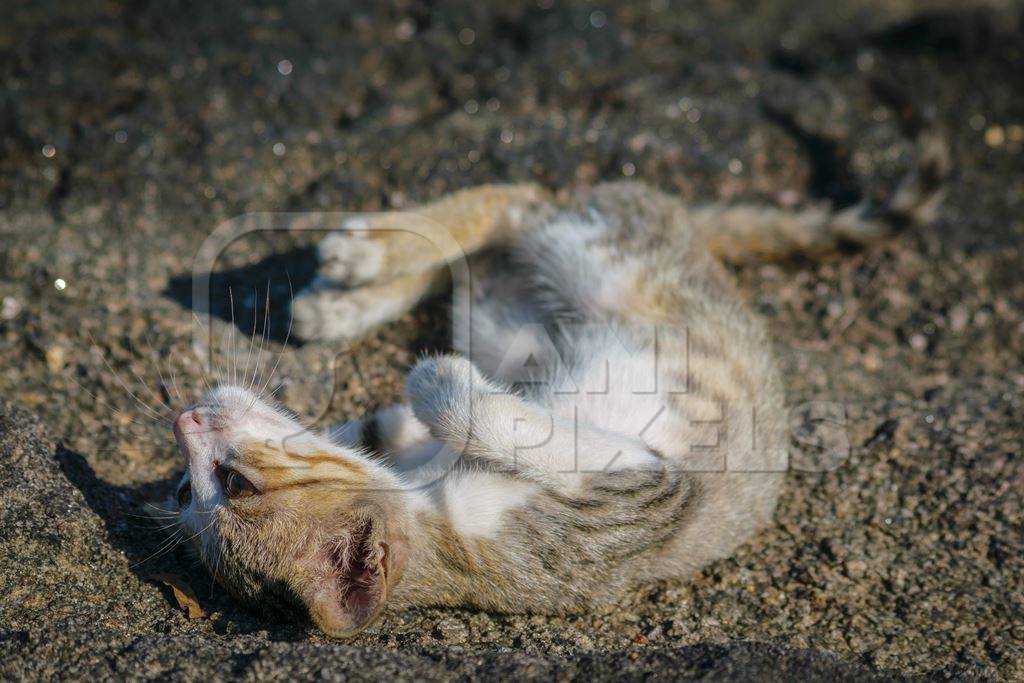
1 0 1022 680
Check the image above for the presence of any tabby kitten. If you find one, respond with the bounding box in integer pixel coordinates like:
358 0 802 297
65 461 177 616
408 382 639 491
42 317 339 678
170 131 946 637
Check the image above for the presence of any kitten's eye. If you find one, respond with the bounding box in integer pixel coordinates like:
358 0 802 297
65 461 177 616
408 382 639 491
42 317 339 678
219 468 258 499
176 481 192 508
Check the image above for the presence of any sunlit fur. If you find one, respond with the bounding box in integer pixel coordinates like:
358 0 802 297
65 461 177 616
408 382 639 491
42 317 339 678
172 137 946 637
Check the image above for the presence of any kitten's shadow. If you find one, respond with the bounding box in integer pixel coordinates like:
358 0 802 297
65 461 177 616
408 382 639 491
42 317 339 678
165 246 318 345
56 445 308 640
164 244 453 355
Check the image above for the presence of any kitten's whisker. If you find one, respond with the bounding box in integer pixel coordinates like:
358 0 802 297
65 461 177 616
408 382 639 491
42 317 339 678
190 311 218 398
136 510 221 565
246 284 271 396
143 329 182 416
214 321 234 391
241 285 260 393
132 528 184 567
121 335 178 417
241 275 294 421
145 500 217 516
174 426 228 437
254 274 294 404
229 286 238 386
178 518 219 551
209 538 226 598
146 502 181 515
253 345 283 405
64 374 169 429
82 333 174 425
243 283 273 415
128 514 180 523
168 360 186 408
126 508 179 518
257 380 286 406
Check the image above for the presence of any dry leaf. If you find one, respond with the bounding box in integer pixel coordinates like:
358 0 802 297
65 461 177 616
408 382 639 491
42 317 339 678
151 573 207 619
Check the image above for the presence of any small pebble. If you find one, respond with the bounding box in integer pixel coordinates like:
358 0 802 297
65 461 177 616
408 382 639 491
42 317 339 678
395 18 415 41
948 305 970 332
434 617 469 644
46 345 66 372
845 560 868 578
984 125 1005 148
1 296 21 320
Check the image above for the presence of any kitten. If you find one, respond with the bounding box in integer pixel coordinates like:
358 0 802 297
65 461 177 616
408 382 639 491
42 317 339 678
170 131 947 638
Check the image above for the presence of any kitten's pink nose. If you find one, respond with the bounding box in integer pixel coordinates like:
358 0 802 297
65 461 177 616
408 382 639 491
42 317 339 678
175 410 202 429
173 409 206 462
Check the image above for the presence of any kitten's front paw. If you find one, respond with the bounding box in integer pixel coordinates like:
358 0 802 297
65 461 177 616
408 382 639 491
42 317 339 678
317 217 385 286
405 356 491 441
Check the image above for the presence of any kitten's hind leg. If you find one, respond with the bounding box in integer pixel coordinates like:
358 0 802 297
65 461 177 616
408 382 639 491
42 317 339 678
695 127 950 264
292 269 445 342
405 355 662 492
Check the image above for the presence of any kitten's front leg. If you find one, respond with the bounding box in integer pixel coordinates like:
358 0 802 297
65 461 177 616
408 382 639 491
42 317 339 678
327 404 431 455
405 355 662 491
291 269 444 342
294 184 547 343
314 184 547 288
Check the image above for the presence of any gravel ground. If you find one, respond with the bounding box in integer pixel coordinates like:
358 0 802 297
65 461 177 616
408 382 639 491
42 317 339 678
1 0 1022 680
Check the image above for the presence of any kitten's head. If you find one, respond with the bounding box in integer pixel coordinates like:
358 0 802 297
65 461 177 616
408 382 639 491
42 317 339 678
170 385 407 637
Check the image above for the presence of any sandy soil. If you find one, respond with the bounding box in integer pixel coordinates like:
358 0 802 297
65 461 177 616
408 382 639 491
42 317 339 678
1 0 1022 679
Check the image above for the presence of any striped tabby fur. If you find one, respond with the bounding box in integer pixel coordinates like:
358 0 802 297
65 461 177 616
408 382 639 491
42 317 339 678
169 130 947 637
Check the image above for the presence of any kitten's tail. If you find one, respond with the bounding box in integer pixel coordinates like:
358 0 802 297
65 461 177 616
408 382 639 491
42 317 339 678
696 127 951 264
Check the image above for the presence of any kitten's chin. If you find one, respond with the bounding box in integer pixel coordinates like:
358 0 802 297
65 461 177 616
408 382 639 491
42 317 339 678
284 487 415 638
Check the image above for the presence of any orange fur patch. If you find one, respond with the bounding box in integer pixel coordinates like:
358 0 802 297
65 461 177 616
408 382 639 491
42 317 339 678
239 442 370 494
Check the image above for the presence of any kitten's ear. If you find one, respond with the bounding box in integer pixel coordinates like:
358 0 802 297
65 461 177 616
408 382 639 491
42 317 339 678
298 516 397 638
